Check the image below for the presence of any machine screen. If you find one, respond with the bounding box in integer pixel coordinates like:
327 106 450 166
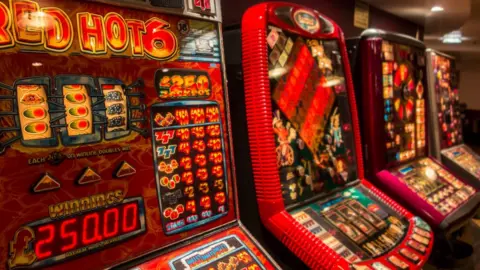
292 186 412 263
391 158 475 215
151 101 228 234
267 25 357 206
431 54 463 148
381 41 426 166
442 145 480 178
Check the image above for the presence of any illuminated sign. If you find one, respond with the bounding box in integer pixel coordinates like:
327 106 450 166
151 101 228 235
155 69 211 99
0 0 178 60
169 236 266 270
7 193 146 269
293 9 320 33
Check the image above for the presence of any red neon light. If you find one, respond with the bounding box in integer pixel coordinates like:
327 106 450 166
104 208 119 238
123 203 137 232
82 213 102 245
32 202 141 261
60 219 77 252
35 224 54 259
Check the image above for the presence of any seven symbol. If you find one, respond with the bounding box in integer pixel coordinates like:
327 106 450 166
155 130 175 144
157 145 177 159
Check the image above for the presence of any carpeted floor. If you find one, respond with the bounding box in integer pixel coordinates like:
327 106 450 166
424 220 480 269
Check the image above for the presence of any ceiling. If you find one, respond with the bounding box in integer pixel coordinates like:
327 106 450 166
363 0 480 61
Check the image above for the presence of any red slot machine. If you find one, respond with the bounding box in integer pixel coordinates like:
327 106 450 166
426 49 480 189
241 3 433 269
0 0 278 269
348 29 480 251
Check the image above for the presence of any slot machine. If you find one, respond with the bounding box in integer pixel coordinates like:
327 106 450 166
0 0 278 269
348 30 480 243
426 49 480 189
241 3 433 269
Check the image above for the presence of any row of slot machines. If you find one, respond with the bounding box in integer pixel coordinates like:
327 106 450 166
0 1 479 270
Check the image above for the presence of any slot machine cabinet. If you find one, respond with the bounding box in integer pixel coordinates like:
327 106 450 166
426 49 480 189
0 0 278 269
242 3 433 269
348 30 480 242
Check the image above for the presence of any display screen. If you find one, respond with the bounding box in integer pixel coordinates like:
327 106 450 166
442 145 480 178
168 236 266 270
292 186 412 263
102 84 128 133
9 197 145 268
381 41 426 165
431 54 463 148
266 25 357 206
16 85 53 141
63 85 93 136
151 101 228 234
392 158 475 215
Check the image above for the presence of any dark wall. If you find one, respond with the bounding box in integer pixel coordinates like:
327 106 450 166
221 0 424 39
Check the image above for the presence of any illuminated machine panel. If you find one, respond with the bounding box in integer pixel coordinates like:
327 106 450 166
349 30 480 231
0 1 275 270
242 3 433 269
426 50 480 189
150 101 228 234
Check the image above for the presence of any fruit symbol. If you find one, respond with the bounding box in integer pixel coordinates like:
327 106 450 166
207 138 222 150
159 174 181 189
191 126 205 139
196 168 208 181
214 179 224 190
215 192 226 205
200 196 211 209
206 106 220 122
175 109 189 125
175 204 185 214
23 107 47 119
176 128 190 141
158 160 179 174
20 93 44 105
192 140 206 152
190 108 205 124
209 152 223 164
154 112 175 127
199 183 209 194
62 117 79 136
24 122 48 134
212 165 223 178
178 142 190 155
180 157 192 170
184 186 195 198
66 93 87 104
206 125 221 137
182 171 194 185
68 106 89 117
186 200 196 213
163 204 184 220
194 154 207 167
